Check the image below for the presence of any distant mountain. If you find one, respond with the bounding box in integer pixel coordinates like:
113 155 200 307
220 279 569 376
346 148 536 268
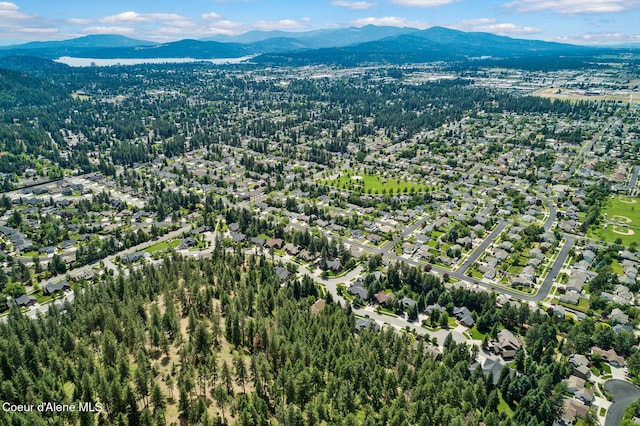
0 35 157 59
206 25 419 49
0 26 621 68
253 26 597 66
10 34 157 50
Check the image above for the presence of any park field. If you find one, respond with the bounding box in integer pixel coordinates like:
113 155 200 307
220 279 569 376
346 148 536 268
320 172 427 195
589 196 640 246
533 88 638 105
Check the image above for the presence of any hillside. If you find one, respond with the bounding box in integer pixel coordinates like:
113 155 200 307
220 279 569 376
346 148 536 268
0 68 67 108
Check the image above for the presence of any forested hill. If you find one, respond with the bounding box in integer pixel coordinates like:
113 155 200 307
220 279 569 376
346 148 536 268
0 55 69 75
0 68 67 109
0 248 583 426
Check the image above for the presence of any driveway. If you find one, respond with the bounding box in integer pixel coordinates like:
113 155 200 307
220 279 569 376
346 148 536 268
604 379 640 426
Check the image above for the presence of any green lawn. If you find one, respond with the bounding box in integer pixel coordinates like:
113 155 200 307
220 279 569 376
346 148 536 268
320 172 426 194
590 196 640 246
144 239 181 253
469 270 483 279
497 390 514 416
611 259 624 276
469 325 486 340
559 297 590 313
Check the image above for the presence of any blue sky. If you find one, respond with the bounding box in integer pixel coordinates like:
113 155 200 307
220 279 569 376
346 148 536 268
1 0 639 45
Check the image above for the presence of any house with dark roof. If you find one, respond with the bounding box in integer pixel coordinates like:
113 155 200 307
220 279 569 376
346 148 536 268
453 306 475 327
274 266 290 282
326 259 341 272
178 237 197 250
121 251 146 264
355 318 380 332
231 233 246 243
469 357 505 385
250 237 266 246
43 280 71 296
10 295 37 308
402 297 417 309
347 285 369 302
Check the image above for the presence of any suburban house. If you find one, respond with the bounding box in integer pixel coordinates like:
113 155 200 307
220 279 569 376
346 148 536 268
347 285 369 302
469 356 505 385
265 238 284 249
491 329 522 359
374 291 396 307
591 346 626 367
355 318 380 332
557 398 589 426
9 295 37 308
43 280 71 296
453 306 475 327
274 266 290 282
565 375 594 404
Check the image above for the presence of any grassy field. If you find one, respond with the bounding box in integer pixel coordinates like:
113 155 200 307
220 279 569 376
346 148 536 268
590 196 640 246
144 239 181 253
533 88 639 105
320 172 426 194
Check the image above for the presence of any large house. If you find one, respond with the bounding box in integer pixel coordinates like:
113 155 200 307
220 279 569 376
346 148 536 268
491 329 522 359
591 346 626 367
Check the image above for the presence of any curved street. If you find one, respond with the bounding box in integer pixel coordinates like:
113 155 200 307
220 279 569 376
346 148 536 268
604 379 640 426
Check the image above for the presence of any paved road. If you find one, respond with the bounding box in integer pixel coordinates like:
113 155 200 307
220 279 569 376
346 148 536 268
296 264 467 345
1 224 192 322
629 165 640 192
569 116 616 175
457 221 508 275
604 379 640 426
535 236 574 302
543 199 556 232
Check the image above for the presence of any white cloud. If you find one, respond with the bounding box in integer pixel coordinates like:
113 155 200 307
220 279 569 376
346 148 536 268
457 18 496 26
553 32 640 44
82 26 136 36
503 0 639 14
451 17 541 35
19 27 58 34
471 22 542 35
0 2 31 20
100 11 187 24
392 0 458 6
351 16 432 28
331 0 377 10
252 19 309 31
201 12 222 20
66 18 92 25
0 2 18 10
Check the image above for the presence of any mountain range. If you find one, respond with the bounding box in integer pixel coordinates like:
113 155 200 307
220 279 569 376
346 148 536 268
0 26 634 68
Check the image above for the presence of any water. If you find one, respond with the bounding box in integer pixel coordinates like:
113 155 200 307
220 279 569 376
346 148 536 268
55 56 255 67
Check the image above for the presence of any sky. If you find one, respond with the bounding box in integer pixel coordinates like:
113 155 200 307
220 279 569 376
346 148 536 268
1 0 639 46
